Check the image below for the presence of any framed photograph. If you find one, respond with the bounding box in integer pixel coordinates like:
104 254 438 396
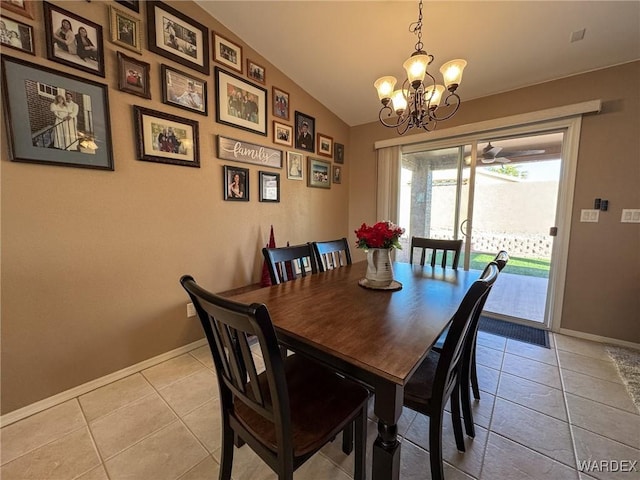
333 165 342 184
307 157 331 189
133 106 200 168
286 151 303 181
43 2 105 77
0 14 34 54
212 32 242 73
0 0 34 19
162 64 207 115
334 142 345 164
247 59 265 84
259 171 280 203
115 0 139 13
109 5 141 54
215 67 267 136
317 133 333 158
146 1 209 75
117 52 150 99
273 121 292 147
294 111 315 152
272 86 289 120
224 165 249 201
1 56 113 170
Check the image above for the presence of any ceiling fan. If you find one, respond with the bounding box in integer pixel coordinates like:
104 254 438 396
475 142 545 164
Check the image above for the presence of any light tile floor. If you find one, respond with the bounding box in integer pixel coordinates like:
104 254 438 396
2 333 638 480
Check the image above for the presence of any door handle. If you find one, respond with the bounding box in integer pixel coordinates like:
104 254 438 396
549 227 558 236
460 219 470 237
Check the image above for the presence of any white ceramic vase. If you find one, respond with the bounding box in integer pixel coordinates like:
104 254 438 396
365 248 394 287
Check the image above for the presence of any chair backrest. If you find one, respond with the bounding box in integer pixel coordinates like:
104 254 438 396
180 275 294 458
494 250 510 272
433 263 499 401
410 237 463 269
311 238 352 272
262 243 318 285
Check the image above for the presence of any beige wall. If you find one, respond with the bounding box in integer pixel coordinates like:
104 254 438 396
1 1 350 414
349 61 640 343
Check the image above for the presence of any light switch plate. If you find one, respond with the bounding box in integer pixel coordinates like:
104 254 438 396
580 209 599 222
621 209 640 223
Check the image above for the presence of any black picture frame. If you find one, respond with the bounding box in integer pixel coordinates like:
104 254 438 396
0 14 34 55
117 52 151 99
115 0 139 13
295 111 315 152
224 165 249 201
146 0 209 75
215 67 267 136
334 142 345 164
161 64 207 116
43 2 105 78
259 171 280 203
133 106 200 168
1 55 113 170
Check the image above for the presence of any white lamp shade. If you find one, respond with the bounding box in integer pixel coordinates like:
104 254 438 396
424 84 445 107
403 54 430 85
440 59 467 88
390 89 408 113
374 76 397 101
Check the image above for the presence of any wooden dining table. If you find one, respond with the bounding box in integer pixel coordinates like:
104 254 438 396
229 260 480 480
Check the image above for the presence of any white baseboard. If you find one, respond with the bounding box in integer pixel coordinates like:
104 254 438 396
0 338 208 428
558 328 640 351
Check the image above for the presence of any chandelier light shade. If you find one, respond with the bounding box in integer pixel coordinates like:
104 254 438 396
374 0 467 134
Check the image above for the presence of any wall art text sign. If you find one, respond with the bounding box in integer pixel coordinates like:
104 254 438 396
217 135 282 169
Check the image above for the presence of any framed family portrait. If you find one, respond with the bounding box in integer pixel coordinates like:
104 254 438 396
286 151 303 181
115 0 139 13
259 171 280 203
307 157 331 189
212 32 242 73
0 14 34 54
117 52 150 99
334 142 345 164
1 56 113 170
161 64 207 115
272 86 289 120
247 59 265 84
317 133 333 158
146 1 209 75
224 165 249 201
273 121 292 147
133 106 200 168
109 5 141 54
333 165 342 184
215 67 267 136
294 111 315 153
0 0 34 19
43 2 105 77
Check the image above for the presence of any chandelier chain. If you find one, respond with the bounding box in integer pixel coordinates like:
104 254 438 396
409 0 424 52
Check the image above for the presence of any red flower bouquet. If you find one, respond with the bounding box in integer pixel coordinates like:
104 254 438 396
354 221 405 250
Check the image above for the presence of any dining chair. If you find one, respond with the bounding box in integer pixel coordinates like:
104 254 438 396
180 275 369 480
403 263 499 480
311 237 352 272
262 243 318 285
410 237 463 269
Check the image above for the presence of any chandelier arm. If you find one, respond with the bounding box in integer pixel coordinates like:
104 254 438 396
378 105 411 129
427 92 461 121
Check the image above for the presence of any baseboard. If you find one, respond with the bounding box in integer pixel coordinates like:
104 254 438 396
0 338 208 428
558 328 640 351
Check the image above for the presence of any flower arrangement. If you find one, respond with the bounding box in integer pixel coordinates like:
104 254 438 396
354 221 405 250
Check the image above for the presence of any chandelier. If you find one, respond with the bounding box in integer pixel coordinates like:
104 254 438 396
374 0 467 135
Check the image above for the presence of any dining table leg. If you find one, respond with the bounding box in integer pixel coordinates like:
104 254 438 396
372 382 403 480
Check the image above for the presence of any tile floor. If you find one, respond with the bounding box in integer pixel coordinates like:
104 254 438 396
1 333 638 480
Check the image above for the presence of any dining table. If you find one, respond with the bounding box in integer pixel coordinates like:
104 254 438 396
229 260 480 480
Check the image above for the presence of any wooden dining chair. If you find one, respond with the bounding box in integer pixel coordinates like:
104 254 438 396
180 275 369 480
262 243 318 285
403 263 499 480
410 237 463 269
311 237 352 272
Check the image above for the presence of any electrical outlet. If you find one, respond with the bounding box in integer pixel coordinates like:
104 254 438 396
621 209 640 223
186 303 196 317
580 209 599 223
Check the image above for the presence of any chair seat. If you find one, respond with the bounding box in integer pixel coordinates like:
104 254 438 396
235 353 369 457
403 350 440 412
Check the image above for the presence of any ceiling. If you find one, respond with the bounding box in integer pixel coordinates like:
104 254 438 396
197 1 640 127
